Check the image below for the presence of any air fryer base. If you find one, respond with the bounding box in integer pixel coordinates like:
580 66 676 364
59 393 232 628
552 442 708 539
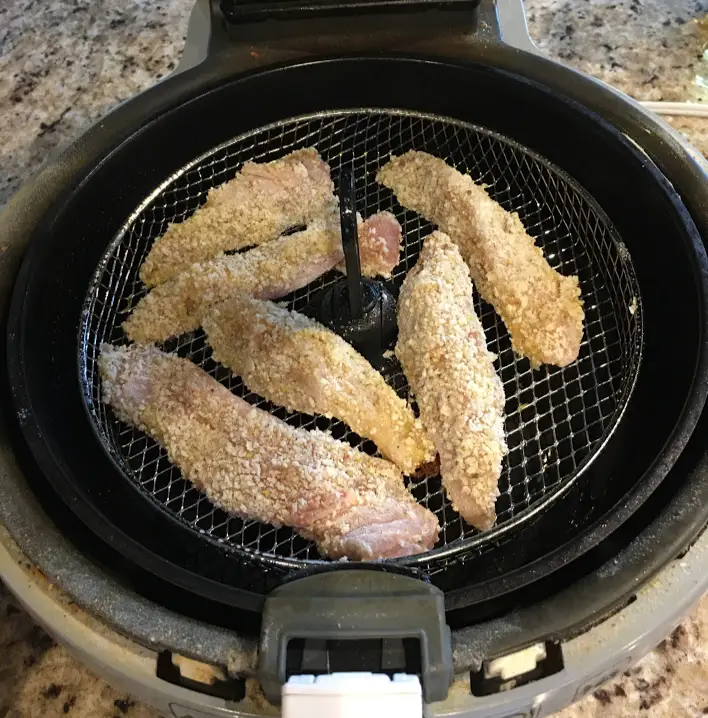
8 1 708 616
2 505 707 718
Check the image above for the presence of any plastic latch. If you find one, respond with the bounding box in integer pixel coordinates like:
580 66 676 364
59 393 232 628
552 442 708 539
282 672 422 718
484 643 547 681
258 569 453 706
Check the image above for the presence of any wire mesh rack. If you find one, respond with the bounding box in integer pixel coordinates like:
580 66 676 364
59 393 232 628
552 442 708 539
79 109 643 577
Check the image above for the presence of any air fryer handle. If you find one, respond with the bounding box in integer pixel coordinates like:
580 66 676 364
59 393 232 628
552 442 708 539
222 0 480 22
216 0 536 50
173 0 537 75
257 569 453 706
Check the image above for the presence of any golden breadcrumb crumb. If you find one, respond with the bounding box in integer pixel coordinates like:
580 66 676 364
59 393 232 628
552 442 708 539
202 295 435 473
396 232 507 530
99 344 439 559
378 151 584 367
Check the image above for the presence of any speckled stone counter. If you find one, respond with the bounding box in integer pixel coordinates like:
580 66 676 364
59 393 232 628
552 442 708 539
2 1 708 716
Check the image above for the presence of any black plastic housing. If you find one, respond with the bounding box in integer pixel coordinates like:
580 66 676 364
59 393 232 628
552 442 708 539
2 1 708 634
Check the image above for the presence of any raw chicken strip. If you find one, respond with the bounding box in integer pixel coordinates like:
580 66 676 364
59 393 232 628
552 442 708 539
99 343 439 560
140 148 335 287
202 295 435 474
378 151 584 367
396 232 507 530
123 212 402 343
337 210 402 279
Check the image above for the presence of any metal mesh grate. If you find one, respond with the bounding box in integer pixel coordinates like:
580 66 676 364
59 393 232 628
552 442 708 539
79 109 642 575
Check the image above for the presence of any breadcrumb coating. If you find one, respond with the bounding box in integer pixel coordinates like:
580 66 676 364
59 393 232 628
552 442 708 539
98 343 439 560
140 148 335 287
378 151 584 367
202 295 435 473
396 232 507 530
123 212 402 344
124 219 339 343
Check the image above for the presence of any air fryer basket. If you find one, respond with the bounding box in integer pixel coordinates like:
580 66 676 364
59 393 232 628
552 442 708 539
80 109 642 574
6 51 707 614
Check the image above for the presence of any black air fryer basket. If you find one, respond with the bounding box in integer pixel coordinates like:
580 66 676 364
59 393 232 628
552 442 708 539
3 0 708 705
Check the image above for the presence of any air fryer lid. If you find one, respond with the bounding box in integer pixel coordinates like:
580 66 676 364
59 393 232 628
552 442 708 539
5 9 708 623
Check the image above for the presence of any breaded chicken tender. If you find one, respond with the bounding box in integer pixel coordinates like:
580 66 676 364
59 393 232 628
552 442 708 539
140 148 335 287
99 343 439 560
202 295 435 473
378 151 584 367
124 212 402 343
396 232 507 530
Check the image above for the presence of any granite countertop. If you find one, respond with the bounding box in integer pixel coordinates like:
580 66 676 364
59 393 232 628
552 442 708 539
1 0 708 716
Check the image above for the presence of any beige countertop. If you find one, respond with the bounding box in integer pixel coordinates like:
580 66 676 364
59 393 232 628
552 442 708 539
1 0 708 716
